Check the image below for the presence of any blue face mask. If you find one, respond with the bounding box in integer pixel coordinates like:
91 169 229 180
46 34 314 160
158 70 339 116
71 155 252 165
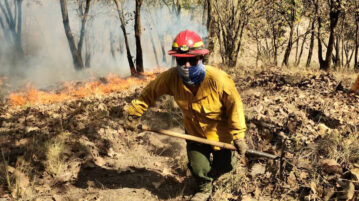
177 61 206 86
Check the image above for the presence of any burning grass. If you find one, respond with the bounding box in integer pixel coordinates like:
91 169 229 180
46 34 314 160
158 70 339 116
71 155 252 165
8 72 158 107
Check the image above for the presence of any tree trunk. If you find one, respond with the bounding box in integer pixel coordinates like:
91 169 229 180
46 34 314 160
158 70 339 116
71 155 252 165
355 12 359 70
0 17 11 41
110 31 116 59
60 0 84 70
334 35 340 69
320 0 340 71
134 0 144 73
113 0 135 75
159 38 167 66
255 29 260 67
272 25 278 66
295 25 299 65
148 28 160 67
306 19 315 67
78 0 91 54
341 16 344 67
0 0 24 59
282 23 295 66
85 30 91 68
345 47 354 68
230 20 246 67
296 21 311 66
206 0 215 55
317 14 324 68
282 0 296 67
15 0 23 57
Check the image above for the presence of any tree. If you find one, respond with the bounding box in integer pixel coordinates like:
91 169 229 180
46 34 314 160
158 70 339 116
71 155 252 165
263 0 287 65
354 0 359 69
317 0 342 71
161 0 182 66
0 0 24 63
295 20 312 66
135 0 144 73
113 0 136 75
212 0 258 66
306 17 316 67
206 0 215 58
281 0 298 67
60 0 92 70
77 0 91 58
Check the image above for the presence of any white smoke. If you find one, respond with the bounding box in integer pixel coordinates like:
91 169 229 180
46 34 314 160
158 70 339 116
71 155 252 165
0 0 207 89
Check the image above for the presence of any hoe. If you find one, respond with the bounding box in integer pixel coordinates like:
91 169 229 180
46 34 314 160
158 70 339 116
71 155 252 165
139 125 278 160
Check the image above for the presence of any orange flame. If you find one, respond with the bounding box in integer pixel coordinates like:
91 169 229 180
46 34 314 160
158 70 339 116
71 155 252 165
8 70 163 107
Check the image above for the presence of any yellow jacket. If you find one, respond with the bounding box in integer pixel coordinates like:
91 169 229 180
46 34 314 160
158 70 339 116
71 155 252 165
128 65 246 145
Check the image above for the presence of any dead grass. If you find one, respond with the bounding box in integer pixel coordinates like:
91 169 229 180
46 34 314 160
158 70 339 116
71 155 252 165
211 165 247 201
309 129 359 168
0 151 35 199
314 131 341 160
0 149 11 193
45 138 65 176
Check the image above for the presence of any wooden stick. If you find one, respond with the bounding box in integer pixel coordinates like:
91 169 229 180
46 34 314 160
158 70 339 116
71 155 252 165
141 125 278 159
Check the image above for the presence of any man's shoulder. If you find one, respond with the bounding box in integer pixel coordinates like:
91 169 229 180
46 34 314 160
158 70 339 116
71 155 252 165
205 65 232 82
158 67 178 78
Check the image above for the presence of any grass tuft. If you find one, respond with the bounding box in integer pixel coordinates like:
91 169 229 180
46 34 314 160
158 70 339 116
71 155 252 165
45 138 65 176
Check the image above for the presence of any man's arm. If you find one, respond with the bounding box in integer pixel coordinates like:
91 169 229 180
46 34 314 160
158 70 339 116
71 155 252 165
128 70 173 117
221 77 247 140
221 77 247 156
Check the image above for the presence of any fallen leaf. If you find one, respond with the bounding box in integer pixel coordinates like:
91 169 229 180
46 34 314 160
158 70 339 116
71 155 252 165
311 181 317 194
241 195 257 201
346 182 355 200
162 167 172 177
323 187 334 201
94 157 105 166
318 123 330 136
250 163 266 177
25 126 39 134
297 158 313 170
350 168 359 181
320 159 342 174
299 171 309 181
288 171 297 187
337 181 355 200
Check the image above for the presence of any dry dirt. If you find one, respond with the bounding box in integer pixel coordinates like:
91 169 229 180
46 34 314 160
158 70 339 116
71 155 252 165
0 65 359 201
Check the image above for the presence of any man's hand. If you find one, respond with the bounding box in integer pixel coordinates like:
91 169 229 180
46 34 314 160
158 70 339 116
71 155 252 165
233 139 248 157
124 115 141 131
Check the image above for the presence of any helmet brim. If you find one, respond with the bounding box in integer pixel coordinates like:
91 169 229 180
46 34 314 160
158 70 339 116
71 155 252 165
168 49 209 57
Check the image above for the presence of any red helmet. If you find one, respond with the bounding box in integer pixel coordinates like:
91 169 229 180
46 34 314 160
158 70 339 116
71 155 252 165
168 30 209 58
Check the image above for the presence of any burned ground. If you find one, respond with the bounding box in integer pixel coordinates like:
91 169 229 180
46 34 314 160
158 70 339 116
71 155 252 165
0 66 359 201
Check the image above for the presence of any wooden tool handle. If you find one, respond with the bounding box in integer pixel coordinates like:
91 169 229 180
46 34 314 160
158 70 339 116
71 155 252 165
140 125 278 159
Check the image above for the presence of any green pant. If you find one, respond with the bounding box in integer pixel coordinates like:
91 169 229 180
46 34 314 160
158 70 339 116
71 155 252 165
186 141 237 191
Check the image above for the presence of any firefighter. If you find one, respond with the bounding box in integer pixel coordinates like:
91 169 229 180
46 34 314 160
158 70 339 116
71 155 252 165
125 30 247 201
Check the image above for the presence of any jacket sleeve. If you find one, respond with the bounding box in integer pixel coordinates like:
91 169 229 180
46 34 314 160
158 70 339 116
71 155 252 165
221 76 247 140
128 70 173 116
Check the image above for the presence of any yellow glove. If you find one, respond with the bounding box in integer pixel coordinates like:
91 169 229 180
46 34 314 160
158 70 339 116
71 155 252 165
233 139 248 157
